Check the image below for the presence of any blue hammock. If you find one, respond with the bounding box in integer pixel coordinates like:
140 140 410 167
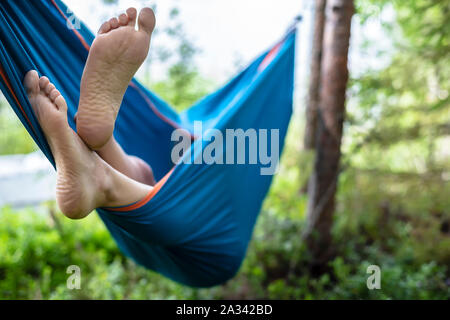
0 0 296 287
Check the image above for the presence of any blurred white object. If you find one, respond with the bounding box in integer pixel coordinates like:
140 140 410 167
0 151 56 208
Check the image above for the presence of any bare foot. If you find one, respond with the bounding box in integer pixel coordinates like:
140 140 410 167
77 7 155 150
24 70 151 219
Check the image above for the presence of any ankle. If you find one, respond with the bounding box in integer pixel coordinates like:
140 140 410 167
93 157 119 207
97 136 115 154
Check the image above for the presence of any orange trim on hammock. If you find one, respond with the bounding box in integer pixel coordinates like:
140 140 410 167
258 42 282 72
0 65 36 134
106 168 174 212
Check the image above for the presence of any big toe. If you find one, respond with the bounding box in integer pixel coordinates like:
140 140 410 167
138 7 155 35
24 70 40 96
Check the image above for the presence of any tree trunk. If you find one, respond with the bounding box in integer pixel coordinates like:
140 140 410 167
303 0 354 265
304 0 327 150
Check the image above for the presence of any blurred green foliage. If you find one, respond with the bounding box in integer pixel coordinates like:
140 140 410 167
0 101 37 155
0 0 449 299
146 6 215 110
0 162 448 299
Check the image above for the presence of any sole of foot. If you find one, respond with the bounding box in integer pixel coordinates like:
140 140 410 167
76 7 155 150
24 70 115 219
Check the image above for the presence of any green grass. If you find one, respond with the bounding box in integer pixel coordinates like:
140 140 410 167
0 157 448 300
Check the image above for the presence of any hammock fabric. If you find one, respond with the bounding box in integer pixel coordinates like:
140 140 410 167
0 0 295 287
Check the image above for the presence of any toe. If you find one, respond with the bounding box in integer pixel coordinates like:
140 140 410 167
109 17 119 29
98 21 111 34
49 88 61 102
24 70 40 96
138 8 155 35
55 95 68 112
45 83 55 95
118 13 128 26
126 7 137 27
39 76 50 90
